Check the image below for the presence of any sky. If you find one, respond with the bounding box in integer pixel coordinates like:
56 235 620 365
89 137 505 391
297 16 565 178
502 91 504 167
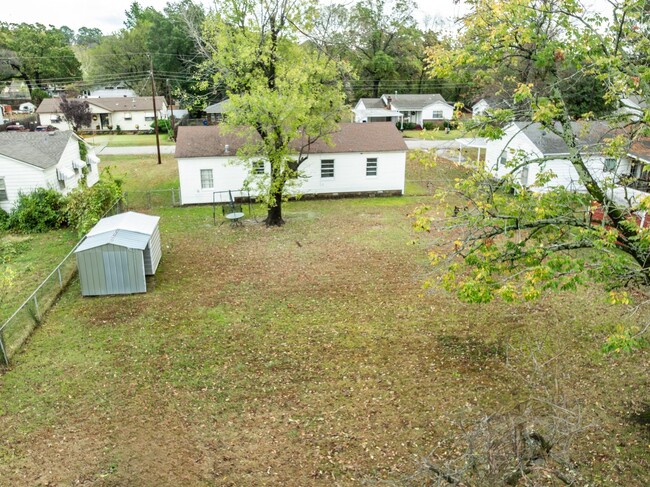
1 0 469 33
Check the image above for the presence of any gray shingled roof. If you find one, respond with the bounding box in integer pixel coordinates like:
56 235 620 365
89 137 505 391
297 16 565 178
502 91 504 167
359 98 385 109
205 99 232 114
514 121 615 155
0 130 76 169
175 122 407 158
37 96 166 114
382 93 448 110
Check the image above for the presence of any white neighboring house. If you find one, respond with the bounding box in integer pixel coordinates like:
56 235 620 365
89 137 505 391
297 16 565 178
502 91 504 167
0 130 100 213
175 122 408 205
354 94 454 126
352 98 403 124
618 95 647 122
36 96 168 132
485 121 632 192
18 102 36 114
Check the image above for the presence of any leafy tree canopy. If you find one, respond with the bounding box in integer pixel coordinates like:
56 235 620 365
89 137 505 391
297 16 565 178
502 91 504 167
418 0 650 305
200 0 348 226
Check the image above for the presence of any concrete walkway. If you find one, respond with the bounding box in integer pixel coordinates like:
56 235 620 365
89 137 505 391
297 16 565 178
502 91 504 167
96 145 176 155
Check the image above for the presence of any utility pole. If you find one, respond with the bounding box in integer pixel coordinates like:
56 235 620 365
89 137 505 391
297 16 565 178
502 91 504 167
149 55 162 165
167 78 175 140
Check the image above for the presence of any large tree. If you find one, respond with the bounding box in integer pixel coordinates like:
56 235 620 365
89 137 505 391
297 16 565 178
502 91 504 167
201 0 348 226
0 23 82 96
420 0 650 307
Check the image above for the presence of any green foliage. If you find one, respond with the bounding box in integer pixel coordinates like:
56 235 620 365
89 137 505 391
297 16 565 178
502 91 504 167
65 169 123 237
30 88 49 106
0 23 82 95
602 324 648 354
151 119 171 134
201 0 348 225
0 208 8 231
7 188 67 233
78 139 88 161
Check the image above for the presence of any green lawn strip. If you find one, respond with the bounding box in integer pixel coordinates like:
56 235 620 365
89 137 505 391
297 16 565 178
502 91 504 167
402 129 477 140
0 229 78 319
100 154 179 193
84 134 175 147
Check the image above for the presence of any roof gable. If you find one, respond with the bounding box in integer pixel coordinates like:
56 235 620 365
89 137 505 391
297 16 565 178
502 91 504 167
381 93 448 110
37 96 166 114
511 121 617 156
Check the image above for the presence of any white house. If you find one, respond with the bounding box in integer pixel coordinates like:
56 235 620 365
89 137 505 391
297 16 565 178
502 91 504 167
175 122 408 205
81 84 138 99
352 98 403 124
354 94 454 126
618 94 647 122
18 102 36 114
205 98 232 123
36 96 168 132
485 121 632 192
0 130 100 213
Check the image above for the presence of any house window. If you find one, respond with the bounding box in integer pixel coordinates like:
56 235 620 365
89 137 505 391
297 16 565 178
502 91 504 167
321 159 334 178
366 158 378 176
50 115 61 123
253 161 265 175
498 154 507 169
124 112 132 120
145 113 155 121
604 158 617 172
0 177 7 201
431 111 444 119
200 169 214 189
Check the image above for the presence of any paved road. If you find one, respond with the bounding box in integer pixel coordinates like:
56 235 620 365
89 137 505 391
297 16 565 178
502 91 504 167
96 145 176 155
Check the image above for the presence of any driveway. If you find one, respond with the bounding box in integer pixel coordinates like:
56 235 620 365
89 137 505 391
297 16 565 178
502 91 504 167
96 145 176 155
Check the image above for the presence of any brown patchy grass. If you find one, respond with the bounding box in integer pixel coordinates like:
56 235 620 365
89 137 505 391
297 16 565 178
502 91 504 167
0 170 648 485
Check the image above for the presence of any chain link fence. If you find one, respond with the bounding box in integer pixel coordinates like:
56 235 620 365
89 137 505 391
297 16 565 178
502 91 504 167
123 188 180 210
0 200 125 366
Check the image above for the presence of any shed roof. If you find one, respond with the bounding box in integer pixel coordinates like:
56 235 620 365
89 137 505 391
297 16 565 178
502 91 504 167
37 96 166 114
175 122 408 158
0 130 75 169
87 211 160 237
513 121 616 155
76 229 151 252
76 211 160 253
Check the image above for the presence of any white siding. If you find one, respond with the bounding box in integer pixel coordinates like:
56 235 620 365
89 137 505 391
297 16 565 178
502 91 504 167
485 125 633 192
421 101 454 122
0 158 46 212
472 100 490 116
178 151 407 205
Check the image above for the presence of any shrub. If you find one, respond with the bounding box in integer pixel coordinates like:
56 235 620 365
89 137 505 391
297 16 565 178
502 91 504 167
151 119 171 134
7 188 67 233
65 168 123 236
0 208 8 230
396 122 422 131
423 122 436 131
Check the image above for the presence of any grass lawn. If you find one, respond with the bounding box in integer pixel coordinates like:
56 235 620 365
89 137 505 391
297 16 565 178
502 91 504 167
0 158 648 485
100 154 179 192
84 133 175 147
0 229 79 319
402 129 478 141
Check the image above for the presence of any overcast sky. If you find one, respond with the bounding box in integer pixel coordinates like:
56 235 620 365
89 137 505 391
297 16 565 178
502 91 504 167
1 0 469 33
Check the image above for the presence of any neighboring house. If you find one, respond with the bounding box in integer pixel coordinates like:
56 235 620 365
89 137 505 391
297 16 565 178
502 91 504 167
18 102 36 113
81 84 138 99
175 122 407 205
354 94 454 125
36 96 168 132
0 130 100 213
485 121 632 192
471 97 511 117
205 99 232 123
618 94 647 121
352 98 403 124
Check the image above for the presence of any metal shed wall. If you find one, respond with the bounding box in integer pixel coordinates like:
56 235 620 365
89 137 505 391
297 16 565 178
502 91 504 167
143 225 162 275
76 244 147 296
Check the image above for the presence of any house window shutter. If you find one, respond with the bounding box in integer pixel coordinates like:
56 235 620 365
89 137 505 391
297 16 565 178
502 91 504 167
321 159 334 178
0 178 7 201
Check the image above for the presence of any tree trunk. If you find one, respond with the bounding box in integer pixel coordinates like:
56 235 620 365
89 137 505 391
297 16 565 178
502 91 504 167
265 191 284 226
372 78 381 98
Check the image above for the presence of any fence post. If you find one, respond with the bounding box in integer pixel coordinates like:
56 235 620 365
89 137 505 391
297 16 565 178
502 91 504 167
0 330 9 366
57 267 63 289
33 295 40 322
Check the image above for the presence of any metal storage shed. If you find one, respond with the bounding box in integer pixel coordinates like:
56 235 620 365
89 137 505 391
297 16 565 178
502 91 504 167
75 212 162 296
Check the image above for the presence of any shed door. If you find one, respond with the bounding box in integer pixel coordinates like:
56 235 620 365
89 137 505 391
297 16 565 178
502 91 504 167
103 250 132 294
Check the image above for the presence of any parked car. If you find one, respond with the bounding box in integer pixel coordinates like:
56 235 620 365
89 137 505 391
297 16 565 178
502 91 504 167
6 123 27 131
34 125 57 132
